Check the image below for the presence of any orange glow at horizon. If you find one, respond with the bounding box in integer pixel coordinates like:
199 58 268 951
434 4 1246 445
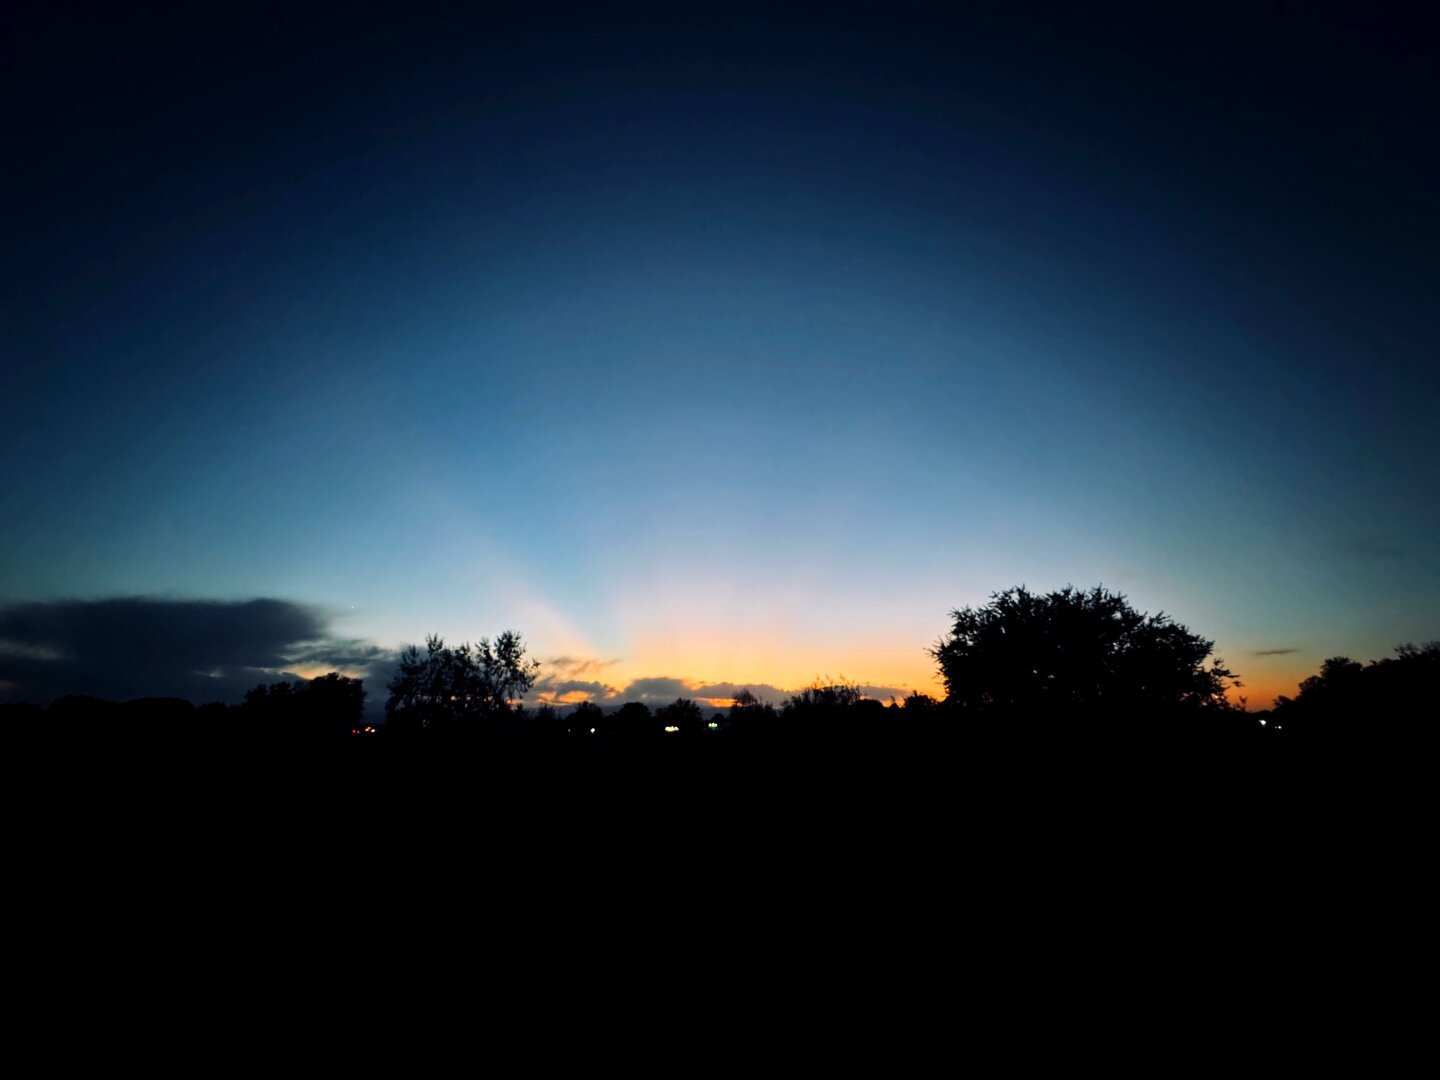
286 663 371 681
550 628 945 705
532 631 1305 712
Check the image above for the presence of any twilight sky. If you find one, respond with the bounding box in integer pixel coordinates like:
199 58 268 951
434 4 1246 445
2 3 1436 708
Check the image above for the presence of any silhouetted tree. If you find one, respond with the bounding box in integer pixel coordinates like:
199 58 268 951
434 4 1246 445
305 672 366 735
655 698 704 736
568 699 604 735
783 679 871 737
892 691 941 733
384 631 538 734
241 680 301 730
902 692 939 714
241 673 365 734
728 689 776 735
931 585 1236 729
528 703 563 738
612 701 653 736
785 680 862 714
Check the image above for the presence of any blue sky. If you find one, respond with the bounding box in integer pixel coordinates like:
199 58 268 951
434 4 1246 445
2 4 1435 706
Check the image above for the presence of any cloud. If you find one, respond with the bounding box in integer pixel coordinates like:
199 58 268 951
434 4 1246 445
0 597 389 705
528 671 912 709
612 676 695 703
544 656 621 678
0 602 919 717
283 638 393 670
1252 648 1300 657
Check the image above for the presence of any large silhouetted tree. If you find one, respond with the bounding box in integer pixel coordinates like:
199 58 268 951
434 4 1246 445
612 701 654 736
568 700 604 735
384 631 539 734
655 698 704 735
931 585 1235 725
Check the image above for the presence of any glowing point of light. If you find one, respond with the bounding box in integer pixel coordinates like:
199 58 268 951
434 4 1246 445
708 722 719 729
1259 719 1266 726
589 727 596 734
664 725 680 733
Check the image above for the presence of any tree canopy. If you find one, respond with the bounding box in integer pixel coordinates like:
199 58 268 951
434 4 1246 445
931 585 1236 723
384 631 539 734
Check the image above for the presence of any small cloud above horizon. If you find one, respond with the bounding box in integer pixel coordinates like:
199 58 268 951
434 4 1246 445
530 672 913 710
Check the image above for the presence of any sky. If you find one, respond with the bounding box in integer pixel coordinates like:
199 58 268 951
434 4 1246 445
2 3 1436 709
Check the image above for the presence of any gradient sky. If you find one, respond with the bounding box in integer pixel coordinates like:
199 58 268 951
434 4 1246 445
3 3 1436 708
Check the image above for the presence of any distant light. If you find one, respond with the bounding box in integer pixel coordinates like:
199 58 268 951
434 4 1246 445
1259 719 1267 726
664 725 680 733
590 728 596 734
708 722 719 729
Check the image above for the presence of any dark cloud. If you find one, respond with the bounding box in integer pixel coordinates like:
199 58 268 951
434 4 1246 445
613 676 695 703
529 671 913 709
546 679 619 699
0 597 386 705
1253 648 1300 657
856 684 914 703
0 602 925 712
284 638 392 669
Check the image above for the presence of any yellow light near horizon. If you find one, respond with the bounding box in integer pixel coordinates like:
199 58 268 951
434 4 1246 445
606 632 945 700
287 664 370 681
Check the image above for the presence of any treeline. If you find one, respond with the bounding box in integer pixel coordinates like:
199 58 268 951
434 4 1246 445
1261 642 1439 744
2 586 1433 748
0 672 369 738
